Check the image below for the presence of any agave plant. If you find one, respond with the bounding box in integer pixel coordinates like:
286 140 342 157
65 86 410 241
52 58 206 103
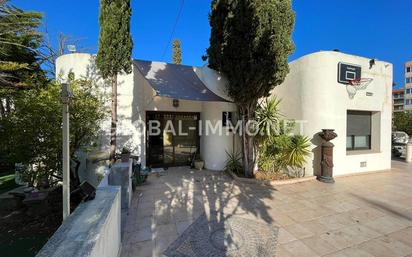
256 97 282 143
282 135 311 177
256 97 311 178
224 150 243 176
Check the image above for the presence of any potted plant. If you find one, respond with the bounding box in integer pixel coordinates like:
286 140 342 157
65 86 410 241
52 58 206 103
194 157 204 170
121 147 131 162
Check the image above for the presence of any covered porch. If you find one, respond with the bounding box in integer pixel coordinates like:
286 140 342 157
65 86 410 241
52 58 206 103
133 60 238 170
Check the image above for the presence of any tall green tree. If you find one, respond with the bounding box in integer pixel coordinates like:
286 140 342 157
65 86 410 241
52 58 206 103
394 112 412 136
96 0 133 163
172 39 182 64
0 79 106 187
0 0 46 116
205 0 295 177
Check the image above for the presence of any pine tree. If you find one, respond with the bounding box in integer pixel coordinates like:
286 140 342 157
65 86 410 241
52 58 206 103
0 0 45 90
0 0 46 118
172 39 182 64
96 0 133 163
205 0 295 177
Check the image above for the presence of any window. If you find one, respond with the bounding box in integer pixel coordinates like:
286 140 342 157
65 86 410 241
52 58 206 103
406 99 412 105
407 67 411 73
407 78 411 84
347 111 371 151
407 89 411 94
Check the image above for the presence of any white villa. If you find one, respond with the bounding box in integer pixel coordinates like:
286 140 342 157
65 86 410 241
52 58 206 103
56 50 393 177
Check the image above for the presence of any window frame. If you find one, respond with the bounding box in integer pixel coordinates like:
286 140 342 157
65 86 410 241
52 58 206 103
346 111 372 151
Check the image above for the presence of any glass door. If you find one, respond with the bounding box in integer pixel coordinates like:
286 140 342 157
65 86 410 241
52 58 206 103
163 113 174 165
173 114 199 165
146 112 164 165
146 112 199 167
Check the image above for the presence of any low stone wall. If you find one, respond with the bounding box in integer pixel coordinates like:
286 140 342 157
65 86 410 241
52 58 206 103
36 186 121 257
108 160 133 210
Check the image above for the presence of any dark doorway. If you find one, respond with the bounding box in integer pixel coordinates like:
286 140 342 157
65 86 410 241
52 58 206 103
146 111 200 167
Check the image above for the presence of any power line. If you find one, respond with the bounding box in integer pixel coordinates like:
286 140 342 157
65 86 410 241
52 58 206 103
161 0 185 61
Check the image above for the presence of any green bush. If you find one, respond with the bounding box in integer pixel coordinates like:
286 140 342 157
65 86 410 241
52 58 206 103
394 112 412 136
224 150 243 176
256 97 310 178
0 79 106 187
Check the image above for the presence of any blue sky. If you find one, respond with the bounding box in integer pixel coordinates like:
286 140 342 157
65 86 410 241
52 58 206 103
11 0 412 87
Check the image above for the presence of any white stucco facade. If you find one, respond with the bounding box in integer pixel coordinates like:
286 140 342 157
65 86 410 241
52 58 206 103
271 51 393 176
57 50 392 176
56 53 238 171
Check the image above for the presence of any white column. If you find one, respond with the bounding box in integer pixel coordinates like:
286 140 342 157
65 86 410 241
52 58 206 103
201 102 238 171
406 140 412 163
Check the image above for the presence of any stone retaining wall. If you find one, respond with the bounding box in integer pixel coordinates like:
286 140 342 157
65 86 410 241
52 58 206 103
36 186 121 257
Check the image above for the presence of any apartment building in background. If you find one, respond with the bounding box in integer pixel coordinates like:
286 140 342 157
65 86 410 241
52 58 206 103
405 61 412 111
393 88 405 112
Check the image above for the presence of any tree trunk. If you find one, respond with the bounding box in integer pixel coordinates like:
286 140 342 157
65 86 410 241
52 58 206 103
109 74 118 164
240 102 257 178
0 99 5 118
5 97 11 114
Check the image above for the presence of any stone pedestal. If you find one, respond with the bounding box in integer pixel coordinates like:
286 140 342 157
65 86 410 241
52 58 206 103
318 129 337 183
109 161 132 209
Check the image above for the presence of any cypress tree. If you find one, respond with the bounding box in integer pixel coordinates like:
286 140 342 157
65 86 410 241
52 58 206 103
96 0 133 163
205 0 295 177
172 39 182 64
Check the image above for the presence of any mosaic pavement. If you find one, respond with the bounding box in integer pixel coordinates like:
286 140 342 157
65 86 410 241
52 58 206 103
164 214 279 257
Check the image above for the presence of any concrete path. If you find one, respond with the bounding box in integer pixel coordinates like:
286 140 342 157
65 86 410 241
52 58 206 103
121 160 412 257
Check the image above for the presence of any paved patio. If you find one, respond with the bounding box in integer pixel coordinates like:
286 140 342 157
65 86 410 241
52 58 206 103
121 160 412 257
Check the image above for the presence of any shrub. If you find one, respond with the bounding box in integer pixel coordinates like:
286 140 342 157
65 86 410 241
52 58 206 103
0 79 106 187
256 97 310 179
281 135 311 177
394 112 412 136
224 150 243 176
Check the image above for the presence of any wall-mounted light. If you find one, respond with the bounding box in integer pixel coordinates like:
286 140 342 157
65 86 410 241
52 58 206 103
173 99 179 108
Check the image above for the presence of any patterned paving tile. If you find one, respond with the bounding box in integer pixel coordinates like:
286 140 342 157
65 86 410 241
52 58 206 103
121 161 412 257
164 214 278 257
